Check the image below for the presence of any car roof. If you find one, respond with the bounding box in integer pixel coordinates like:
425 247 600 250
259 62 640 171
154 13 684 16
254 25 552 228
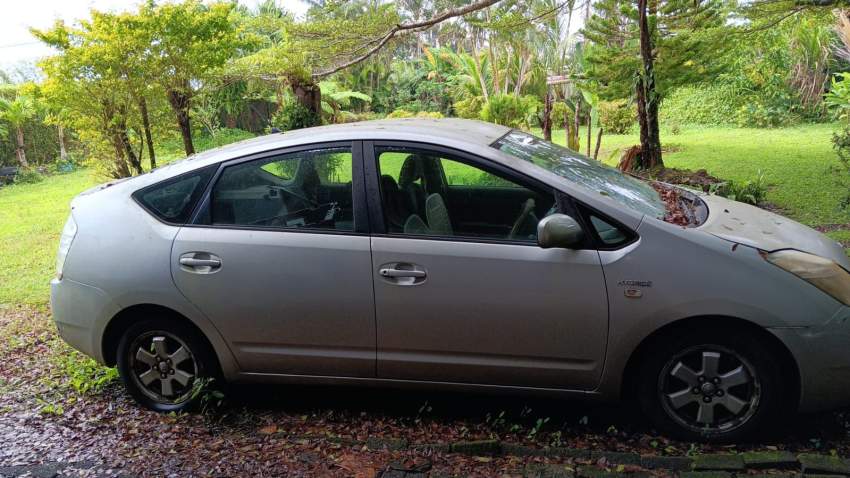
162 118 509 172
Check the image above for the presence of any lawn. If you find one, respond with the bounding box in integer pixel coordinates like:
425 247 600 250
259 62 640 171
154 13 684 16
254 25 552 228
1 123 848 308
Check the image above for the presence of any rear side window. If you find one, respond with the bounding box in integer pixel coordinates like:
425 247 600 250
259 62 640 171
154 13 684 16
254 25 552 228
134 165 216 224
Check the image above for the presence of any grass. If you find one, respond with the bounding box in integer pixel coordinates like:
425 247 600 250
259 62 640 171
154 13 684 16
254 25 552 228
1 124 848 308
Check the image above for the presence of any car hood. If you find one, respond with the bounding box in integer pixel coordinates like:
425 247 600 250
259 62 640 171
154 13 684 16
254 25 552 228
697 193 850 269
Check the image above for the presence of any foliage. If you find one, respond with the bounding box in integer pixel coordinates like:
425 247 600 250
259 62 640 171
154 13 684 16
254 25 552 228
479 94 540 129
551 102 574 128
661 84 744 125
271 100 320 132
709 171 770 205
13 168 44 185
319 80 372 123
453 96 485 120
386 109 444 119
735 101 796 128
598 100 634 134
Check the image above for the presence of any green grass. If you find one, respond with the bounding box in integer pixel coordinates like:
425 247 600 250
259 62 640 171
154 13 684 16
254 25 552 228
1 124 848 307
0 170 98 306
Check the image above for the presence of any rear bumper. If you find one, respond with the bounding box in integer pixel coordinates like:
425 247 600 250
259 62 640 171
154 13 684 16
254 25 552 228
771 305 850 412
50 277 120 364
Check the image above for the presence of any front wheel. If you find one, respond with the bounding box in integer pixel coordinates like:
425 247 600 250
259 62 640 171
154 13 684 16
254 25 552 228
637 329 789 442
116 319 217 412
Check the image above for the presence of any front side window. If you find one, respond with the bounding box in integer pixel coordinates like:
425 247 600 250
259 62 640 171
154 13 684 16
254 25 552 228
200 147 354 231
134 165 216 224
376 147 556 242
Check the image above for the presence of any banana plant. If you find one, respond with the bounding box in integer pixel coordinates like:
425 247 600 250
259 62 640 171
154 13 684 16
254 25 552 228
580 87 601 159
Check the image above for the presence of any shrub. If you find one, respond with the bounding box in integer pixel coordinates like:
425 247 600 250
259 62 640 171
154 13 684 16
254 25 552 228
709 171 769 205
551 102 575 128
14 167 44 184
734 101 795 128
453 96 484 119
415 111 444 119
479 94 540 129
598 100 635 134
661 84 744 125
271 100 320 132
386 109 415 119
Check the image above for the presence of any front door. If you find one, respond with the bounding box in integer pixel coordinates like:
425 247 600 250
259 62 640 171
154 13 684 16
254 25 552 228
172 143 376 378
367 144 609 390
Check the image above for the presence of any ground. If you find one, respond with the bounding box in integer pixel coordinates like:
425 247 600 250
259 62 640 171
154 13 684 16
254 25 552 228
1 124 849 476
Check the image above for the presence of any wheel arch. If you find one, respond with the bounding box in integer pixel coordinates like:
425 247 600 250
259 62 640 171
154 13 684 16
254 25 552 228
102 303 222 375
620 315 801 407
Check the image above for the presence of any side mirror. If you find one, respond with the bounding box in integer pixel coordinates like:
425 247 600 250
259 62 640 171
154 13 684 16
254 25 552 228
537 214 584 249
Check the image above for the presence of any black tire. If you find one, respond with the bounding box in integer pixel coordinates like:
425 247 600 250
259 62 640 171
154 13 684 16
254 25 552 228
116 317 219 412
636 327 789 443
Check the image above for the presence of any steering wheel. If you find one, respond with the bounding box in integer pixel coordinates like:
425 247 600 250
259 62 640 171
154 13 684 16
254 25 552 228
508 198 537 240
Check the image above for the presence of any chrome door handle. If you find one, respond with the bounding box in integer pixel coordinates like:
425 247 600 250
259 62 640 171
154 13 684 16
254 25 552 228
180 258 221 268
379 268 426 278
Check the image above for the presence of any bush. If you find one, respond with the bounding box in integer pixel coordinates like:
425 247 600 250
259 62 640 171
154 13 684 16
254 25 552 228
598 100 635 134
734 101 795 128
415 111 444 119
661 84 744 125
14 168 44 184
271 100 320 132
709 171 769 205
551 102 575 128
386 109 415 119
479 94 540 129
453 96 484 119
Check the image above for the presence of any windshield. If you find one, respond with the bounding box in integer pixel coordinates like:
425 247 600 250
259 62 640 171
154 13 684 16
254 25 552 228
494 130 666 219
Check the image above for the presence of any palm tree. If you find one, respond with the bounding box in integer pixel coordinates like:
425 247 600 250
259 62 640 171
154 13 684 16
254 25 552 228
0 96 36 168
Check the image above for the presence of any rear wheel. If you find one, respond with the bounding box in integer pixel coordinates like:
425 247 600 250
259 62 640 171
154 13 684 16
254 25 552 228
637 328 789 442
116 318 217 412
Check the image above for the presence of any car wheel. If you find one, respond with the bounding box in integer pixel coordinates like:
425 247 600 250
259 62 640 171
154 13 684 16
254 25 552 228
116 318 217 412
637 328 787 442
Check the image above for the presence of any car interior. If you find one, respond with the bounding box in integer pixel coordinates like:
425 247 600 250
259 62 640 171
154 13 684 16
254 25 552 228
207 149 355 231
377 151 556 241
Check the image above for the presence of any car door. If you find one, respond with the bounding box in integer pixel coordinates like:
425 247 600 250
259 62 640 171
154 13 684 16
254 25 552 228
171 142 376 378
366 142 609 390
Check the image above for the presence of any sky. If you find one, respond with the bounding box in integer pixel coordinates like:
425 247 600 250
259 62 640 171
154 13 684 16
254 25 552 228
0 0 310 75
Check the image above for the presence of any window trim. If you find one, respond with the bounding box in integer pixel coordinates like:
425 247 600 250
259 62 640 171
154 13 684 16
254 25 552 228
185 140 369 236
131 164 218 226
364 140 563 246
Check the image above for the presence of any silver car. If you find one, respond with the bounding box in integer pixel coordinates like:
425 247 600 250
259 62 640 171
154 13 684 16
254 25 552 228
51 119 850 441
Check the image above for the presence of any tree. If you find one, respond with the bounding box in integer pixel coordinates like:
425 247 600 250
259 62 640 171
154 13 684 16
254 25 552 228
142 1 239 156
583 0 726 169
0 95 36 168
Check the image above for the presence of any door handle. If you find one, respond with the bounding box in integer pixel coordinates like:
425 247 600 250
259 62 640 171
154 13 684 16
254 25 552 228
379 268 426 278
178 252 222 273
378 263 427 285
180 258 221 268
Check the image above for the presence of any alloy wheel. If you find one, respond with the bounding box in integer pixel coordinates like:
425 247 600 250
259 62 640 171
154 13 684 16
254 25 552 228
127 331 198 404
658 345 761 435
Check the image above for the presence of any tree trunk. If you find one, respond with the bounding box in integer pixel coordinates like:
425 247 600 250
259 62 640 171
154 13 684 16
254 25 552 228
574 102 581 152
472 36 490 103
586 115 592 156
167 84 195 156
542 90 553 141
138 97 156 169
14 127 28 168
594 128 603 160
564 105 570 148
58 125 68 163
291 79 323 127
635 0 662 169
117 116 143 176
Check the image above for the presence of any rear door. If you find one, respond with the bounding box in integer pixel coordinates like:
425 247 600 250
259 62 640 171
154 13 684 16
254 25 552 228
171 142 376 378
366 142 609 390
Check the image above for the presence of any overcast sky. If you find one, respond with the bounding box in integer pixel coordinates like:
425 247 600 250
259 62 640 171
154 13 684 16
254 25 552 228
0 0 310 74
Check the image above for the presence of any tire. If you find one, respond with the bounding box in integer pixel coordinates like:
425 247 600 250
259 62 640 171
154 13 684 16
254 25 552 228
116 317 219 412
636 327 789 443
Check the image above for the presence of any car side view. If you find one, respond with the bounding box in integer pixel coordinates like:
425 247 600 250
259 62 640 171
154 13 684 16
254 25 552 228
51 118 850 442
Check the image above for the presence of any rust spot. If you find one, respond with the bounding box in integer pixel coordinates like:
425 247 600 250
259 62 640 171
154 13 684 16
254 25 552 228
732 243 739 251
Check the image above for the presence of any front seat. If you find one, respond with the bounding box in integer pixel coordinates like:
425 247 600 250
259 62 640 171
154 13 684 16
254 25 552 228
403 193 453 236
398 155 428 218
287 158 321 210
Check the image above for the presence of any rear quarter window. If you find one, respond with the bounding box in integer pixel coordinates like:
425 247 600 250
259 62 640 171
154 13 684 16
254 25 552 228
133 165 217 224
